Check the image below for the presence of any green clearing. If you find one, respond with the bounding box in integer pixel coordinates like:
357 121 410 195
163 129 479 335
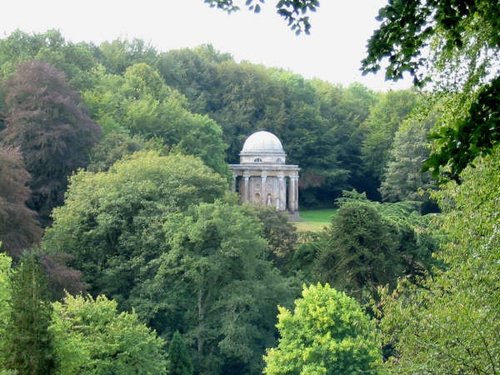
294 209 336 232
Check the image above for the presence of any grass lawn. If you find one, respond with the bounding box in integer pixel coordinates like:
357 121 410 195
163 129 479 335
294 208 336 232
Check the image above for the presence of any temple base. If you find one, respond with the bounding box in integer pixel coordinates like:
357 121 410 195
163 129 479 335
287 211 301 222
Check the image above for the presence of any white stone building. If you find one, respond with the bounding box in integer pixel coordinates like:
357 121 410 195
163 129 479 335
229 131 299 215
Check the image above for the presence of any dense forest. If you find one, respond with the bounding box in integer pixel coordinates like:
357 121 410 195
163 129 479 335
0 0 498 373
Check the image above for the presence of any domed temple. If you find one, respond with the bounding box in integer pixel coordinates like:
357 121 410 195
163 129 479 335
229 131 300 215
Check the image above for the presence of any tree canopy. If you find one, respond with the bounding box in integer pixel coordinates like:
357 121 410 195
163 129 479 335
2 253 56 374
131 200 296 374
51 293 167 375
0 61 101 225
378 147 499 373
0 147 41 257
264 283 381 374
314 192 436 302
43 151 228 305
362 0 499 181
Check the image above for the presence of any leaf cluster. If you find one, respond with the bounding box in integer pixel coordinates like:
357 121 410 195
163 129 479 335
51 293 167 375
204 0 319 34
378 147 499 373
264 283 381 374
423 76 499 182
362 0 499 85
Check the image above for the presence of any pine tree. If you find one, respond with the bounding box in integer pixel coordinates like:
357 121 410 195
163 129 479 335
168 331 194 375
4 253 56 375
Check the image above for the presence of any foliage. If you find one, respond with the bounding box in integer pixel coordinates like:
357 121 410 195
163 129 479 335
361 90 418 197
38 253 86 300
0 146 41 257
131 200 296 374
423 76 500 182
0 148 84 298
96 38 159 75
168 331 194 375
51 293 167 375
263 283 381 374
158 45 232 113
315 191 436 302
0 251 12 367
82 63 228 175
379 108 436 204
0 61 101 225
205 0 320 34
378 147 499 373
363 0 499 181
0 29 99 90
3 253 56 374
87 132 163 172
43 151 228 306
253 206 298 270
362 0 498 84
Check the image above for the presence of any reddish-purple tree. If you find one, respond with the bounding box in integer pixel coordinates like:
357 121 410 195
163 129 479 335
1 61 101 225
0 146 42 257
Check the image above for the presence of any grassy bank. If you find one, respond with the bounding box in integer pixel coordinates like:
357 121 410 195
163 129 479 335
294 209 336 232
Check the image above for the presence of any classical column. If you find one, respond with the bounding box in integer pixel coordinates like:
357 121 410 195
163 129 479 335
287 175 294 212
288 175 299 212
292 175 299 212
261 173 267 206
231 174 237 193
243 175 250 203
278 174 285 211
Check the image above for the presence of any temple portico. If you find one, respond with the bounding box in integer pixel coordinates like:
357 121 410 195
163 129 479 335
229 131 299 215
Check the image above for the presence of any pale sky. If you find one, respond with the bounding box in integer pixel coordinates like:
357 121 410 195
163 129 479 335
0 0 413 91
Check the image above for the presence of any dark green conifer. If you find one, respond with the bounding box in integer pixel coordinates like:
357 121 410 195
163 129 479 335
4 253 56 375
168 331 194 375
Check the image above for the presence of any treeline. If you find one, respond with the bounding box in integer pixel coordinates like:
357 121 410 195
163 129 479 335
0 29 435 222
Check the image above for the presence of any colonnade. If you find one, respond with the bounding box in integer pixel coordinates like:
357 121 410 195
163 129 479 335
231 167 299 213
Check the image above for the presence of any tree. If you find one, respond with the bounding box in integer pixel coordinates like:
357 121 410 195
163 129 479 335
0 61 101 225
97 38 159 75
315 192 436 303
362 0 498 85
424 78 499 182
0 30 99 91
168 331 194 375
263 283 381 374
51 294 167 375
252 206 298 270
43 151 228 306
158 45 232 113
3 253 56 375
377 147 499 374
131 200 296 374
0 146 41 258
362 0 499 181
361 90 418 197
379 110 436 204
0 251 12 369
82 63 228 176
87 132 163 172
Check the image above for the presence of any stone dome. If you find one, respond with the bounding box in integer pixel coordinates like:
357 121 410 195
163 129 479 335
241 131 284 154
